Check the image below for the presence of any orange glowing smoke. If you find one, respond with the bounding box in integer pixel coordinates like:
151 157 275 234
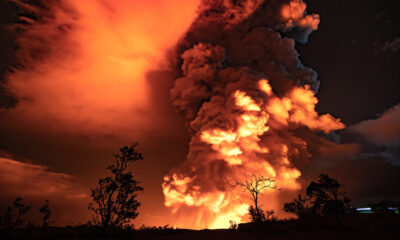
4 0 200 139
199 0 265 26
281 0 319 30
161 0 334 228
163 79 344 229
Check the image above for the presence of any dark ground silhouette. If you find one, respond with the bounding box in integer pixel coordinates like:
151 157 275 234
1 213 399 240
2 160 399 239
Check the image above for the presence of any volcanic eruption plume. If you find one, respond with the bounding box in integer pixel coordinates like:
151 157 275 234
162 0 344 229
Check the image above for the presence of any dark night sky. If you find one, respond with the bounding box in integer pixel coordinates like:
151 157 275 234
0 0 399 228
297 0 400 125
296 0 400 206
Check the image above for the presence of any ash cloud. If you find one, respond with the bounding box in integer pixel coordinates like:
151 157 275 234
176 0 320 96
163 0 345 229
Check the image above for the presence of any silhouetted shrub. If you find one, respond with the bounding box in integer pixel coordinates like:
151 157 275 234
229 220 238 229
88 144 143 229
0 197 31 229
39 200 52 227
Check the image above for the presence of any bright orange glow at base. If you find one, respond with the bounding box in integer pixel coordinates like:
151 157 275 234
163 79 344 229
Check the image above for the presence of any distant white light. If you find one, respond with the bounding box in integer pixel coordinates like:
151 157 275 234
356 207 371 211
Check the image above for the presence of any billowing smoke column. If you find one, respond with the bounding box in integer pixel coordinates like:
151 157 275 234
162 0 344 229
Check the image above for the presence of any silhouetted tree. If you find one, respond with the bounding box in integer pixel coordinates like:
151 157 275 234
284 174 351 225
39 200 52 227
0 197 31 229
237 175 278 223
283 194 310 217
88 144 143 228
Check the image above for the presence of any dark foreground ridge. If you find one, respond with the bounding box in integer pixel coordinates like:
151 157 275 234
1 214 399 240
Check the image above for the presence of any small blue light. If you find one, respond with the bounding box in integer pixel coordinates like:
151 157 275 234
388 207 398 210
356 207 371 211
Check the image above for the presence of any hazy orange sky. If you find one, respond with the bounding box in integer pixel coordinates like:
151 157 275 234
0 0 201 227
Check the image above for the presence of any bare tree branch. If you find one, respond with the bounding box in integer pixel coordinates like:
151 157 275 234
236 175 278 223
